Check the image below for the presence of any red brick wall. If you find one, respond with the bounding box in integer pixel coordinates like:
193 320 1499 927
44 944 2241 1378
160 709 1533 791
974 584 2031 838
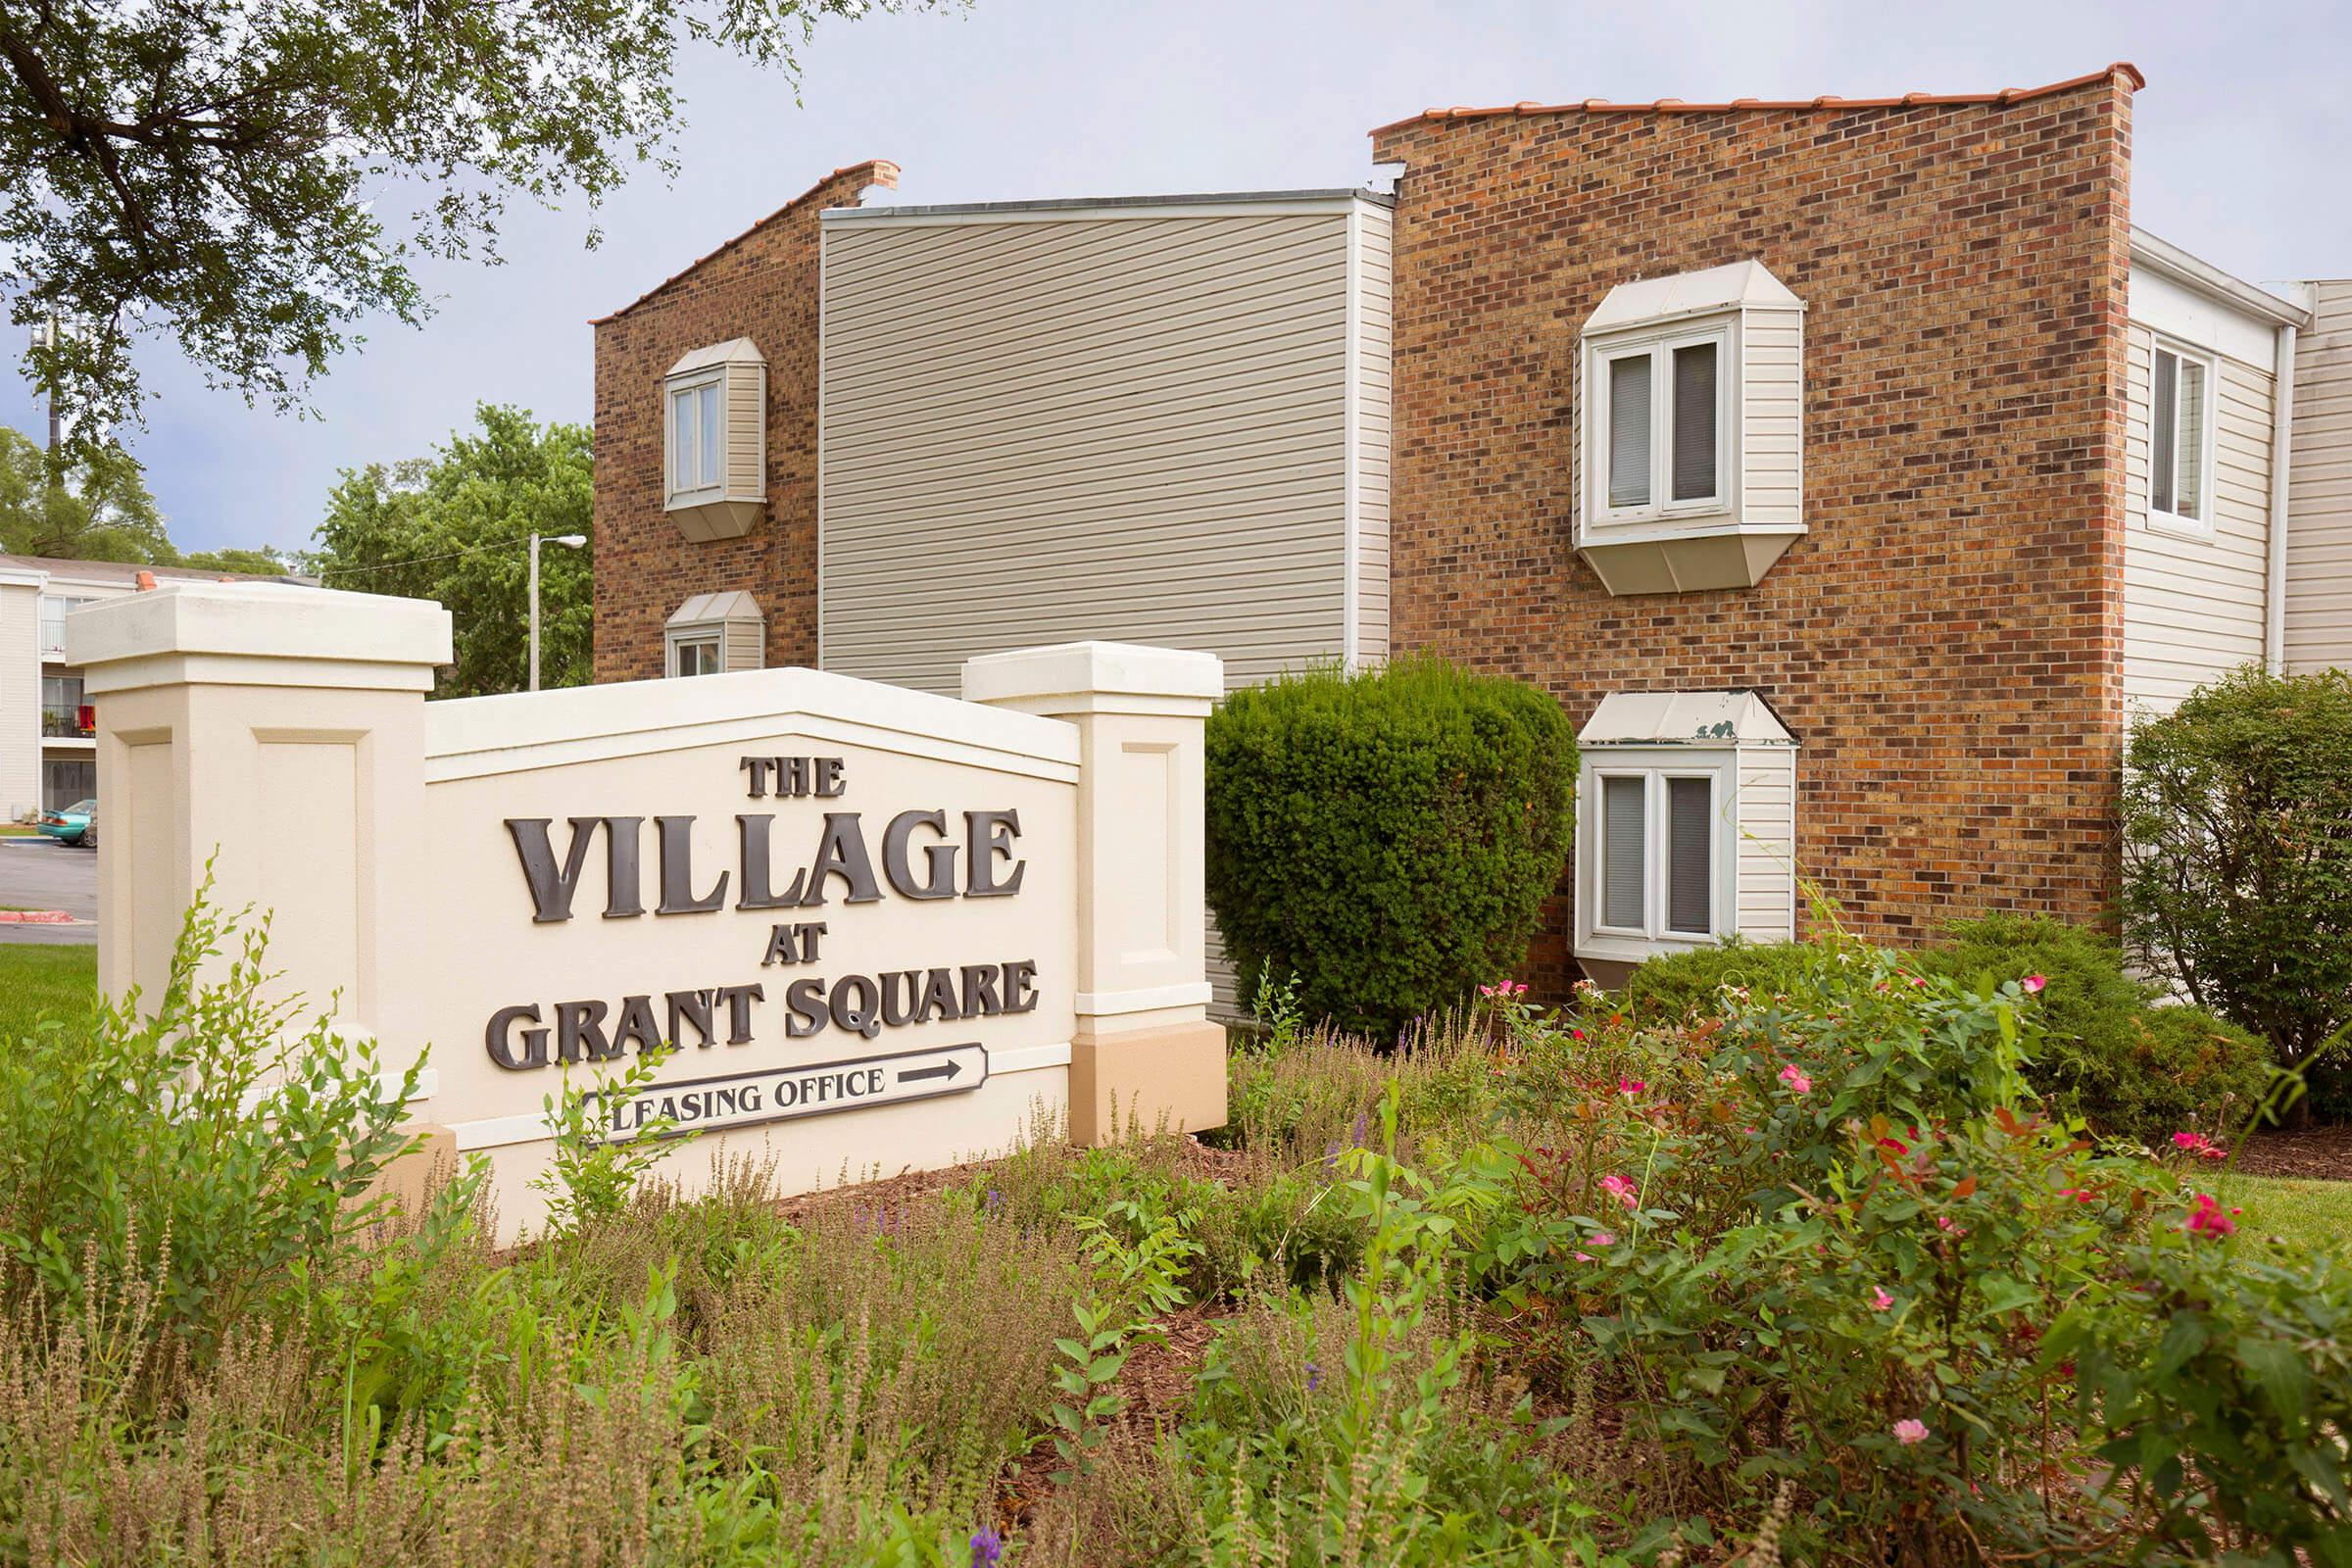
1372 80 2135 990
590 162 897 682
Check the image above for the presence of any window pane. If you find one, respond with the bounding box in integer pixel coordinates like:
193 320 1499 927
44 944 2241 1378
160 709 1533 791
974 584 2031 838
2175 358 2205 520
699 382 722 491
1666 777 1713 936
1670 341 1719 501
671 389 696 492
1601 776 1646 929
2151 349 2178 515
1607 355 1652 509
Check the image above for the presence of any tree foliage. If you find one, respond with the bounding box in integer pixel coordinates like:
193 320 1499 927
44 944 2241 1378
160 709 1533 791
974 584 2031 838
312 404 592 698
1204 658 1576 1036
0 0 937 453
2123 665 2352 1080
0 420 167 560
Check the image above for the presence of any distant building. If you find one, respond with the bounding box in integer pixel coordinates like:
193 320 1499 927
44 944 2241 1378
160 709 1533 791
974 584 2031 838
584 64 2352 991
0 555 306 820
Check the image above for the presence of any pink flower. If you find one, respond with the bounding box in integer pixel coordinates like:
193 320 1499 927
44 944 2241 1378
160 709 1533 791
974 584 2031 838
1778 1063 1812 1096
1570 1027 1587 1041
1597 1173 1640 1210
2186 1193 2237 1239
1617 1077 1645 1097
1868 1287 1894 1311
2023 974 2046 994
2171 1131 2229 1162
1892 1418 1929 1446
1591 1231 1616 1248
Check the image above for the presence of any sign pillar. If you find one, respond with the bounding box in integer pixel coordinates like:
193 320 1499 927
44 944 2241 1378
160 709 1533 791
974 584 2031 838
962 642 1227 1143
68 582 453 1055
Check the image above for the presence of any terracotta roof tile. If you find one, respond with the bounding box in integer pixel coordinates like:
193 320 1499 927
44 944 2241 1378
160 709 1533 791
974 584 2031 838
1367 63 2142 138
590 159 901 325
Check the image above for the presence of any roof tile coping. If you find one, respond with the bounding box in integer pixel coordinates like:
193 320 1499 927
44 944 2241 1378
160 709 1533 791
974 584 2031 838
1367 62 2143 138
590 158 901 325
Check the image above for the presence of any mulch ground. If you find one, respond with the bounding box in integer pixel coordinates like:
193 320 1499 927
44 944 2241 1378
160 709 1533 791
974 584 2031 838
2233 1122 2352 1181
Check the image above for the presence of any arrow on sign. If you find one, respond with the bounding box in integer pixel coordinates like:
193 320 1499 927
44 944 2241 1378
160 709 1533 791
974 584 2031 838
899 1059 962 1084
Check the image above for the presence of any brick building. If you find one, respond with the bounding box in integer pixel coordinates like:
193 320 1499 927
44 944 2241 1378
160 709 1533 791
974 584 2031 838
587 65 2349 989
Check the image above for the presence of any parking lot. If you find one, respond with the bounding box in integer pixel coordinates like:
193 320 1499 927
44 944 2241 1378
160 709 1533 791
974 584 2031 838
0 836 97 945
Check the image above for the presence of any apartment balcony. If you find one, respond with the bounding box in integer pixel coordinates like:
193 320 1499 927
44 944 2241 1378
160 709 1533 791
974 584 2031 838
40 704 95 741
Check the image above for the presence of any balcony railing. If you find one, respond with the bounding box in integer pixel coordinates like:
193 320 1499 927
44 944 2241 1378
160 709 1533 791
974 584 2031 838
40 706 93 739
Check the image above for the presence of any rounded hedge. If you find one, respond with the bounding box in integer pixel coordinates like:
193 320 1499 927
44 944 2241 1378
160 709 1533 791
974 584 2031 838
1203 658 1575 1036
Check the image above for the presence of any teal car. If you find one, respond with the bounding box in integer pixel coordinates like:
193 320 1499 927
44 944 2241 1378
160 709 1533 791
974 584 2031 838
35 799 94 846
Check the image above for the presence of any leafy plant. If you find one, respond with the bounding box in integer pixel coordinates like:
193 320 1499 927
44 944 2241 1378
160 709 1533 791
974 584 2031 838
530 1044 685 1238
0 881 421 1348
1044 1199 1199 1482
1204 657 1575 1036
2123 665 2352 1092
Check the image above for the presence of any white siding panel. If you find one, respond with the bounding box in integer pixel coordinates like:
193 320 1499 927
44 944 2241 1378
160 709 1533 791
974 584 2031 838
821 209 1370 696
1740 311 1804 530
2287 281 2352 672
2123 325 2275 714
1735 750 1797 943
1353 204 1394 661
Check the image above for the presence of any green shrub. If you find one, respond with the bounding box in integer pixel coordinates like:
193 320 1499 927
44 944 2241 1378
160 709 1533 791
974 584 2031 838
2122 664 2352 1079
1921 914 2272 1144
1204 658 1574 1035
1618 937 1815 1024
0 887 422 1348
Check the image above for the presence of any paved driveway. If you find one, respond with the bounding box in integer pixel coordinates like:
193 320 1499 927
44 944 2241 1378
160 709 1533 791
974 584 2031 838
0 836 96 945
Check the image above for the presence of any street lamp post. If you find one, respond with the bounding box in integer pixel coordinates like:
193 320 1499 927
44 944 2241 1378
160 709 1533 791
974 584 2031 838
527 532 588 692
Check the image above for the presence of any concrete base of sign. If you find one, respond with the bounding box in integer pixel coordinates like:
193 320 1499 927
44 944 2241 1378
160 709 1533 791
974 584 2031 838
1070 1019 1229 1145
359 1123 458 1225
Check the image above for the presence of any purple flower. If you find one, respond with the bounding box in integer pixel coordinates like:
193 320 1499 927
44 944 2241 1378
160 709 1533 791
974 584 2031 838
1305 1360 1320 1392
969 1527 1004 1567
985 1187 1004 1214
1350 1110 1368 1149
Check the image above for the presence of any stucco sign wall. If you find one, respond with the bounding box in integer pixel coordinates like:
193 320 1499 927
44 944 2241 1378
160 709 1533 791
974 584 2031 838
68 583 1226 1236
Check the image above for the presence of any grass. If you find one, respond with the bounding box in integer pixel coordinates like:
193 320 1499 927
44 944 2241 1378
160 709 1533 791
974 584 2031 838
0 941 95 1040
2215 1171 2352 1259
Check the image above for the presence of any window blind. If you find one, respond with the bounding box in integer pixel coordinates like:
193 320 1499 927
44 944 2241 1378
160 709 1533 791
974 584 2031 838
2151 350 2179 515
1670 342 1718 502
1608 356 1652 509
2175 358 2205 520
1601 776 1646 928
1666 776 1712 936
698 382 722 489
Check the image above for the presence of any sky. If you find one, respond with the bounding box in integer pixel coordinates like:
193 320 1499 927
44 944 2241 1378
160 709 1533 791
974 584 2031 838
6 0 2349 556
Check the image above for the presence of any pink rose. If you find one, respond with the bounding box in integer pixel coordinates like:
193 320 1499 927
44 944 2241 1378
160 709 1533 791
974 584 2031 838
1597 1173 1640 1210
1893 1418 1929 1446
2023 974 2046 993
1591 1231 1616 1247
2185 1193 2237 1239
1778 1063 1812 1096
1869 1287 1893 1311
1618 1077 1645 1097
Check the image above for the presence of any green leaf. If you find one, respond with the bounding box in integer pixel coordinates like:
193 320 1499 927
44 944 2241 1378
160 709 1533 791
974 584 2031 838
2234 1337 2310 1421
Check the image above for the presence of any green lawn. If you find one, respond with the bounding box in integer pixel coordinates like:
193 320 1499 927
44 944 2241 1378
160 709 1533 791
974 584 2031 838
2213 1171 2352 1261
0 943 96 1041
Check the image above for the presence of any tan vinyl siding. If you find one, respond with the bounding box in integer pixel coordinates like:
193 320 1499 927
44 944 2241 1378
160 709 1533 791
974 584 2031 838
820 206 1366 696
2287 281 2352 672
724 361 765 501
1735 751 1796 943
724 615 764 673
1352 204 1394 662
2123 324 2275 713
1740 309 1804 529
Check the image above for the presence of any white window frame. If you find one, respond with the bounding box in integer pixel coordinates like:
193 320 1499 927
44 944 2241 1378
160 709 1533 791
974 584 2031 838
2145 336 2218 539
666 627 724 678
665 368 727 506
1576 747 1740 962
1586 317 1737 529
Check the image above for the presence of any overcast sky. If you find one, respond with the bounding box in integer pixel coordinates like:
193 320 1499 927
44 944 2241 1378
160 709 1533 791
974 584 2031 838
6 0 2347 555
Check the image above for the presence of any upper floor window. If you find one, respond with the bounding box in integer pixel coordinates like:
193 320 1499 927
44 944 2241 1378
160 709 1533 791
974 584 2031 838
37 595 94 659
2148 340 2214 534
669 374 724 498
662 338 767 543
1597 329 1726 519
1577 261 1805 597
